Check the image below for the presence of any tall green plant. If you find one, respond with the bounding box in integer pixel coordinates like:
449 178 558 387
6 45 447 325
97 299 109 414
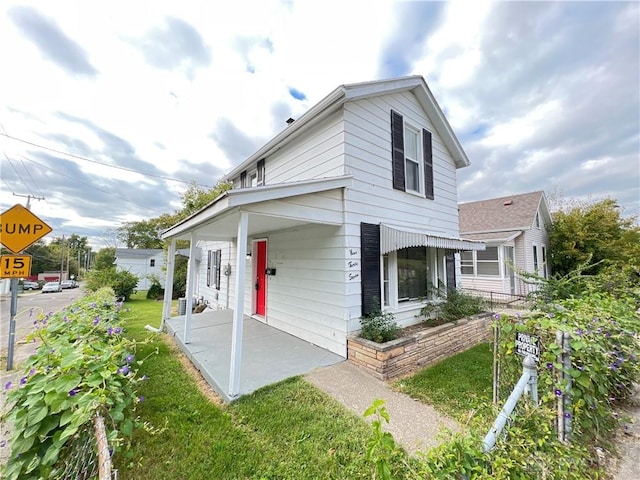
1 289 154 480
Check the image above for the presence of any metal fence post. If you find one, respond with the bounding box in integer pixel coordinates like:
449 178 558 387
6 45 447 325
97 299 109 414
482 354 538 452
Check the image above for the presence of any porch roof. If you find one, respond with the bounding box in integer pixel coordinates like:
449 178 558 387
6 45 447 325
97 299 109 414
460 230 522 243
161 175 353 241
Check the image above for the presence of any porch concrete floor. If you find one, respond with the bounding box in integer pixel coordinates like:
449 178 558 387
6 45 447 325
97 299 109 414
165 309 344 402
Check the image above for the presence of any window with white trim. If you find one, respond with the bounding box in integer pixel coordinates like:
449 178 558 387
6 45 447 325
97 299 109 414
460 251 474 275
533 245 539 273
383 247 436 308
404 127 422 193
460 247 500 276
541 246 548 278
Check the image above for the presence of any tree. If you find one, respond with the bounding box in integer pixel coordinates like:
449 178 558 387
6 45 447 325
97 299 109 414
548 198 640 277
177 180 232 221
93 247 116 271
117 215 176 249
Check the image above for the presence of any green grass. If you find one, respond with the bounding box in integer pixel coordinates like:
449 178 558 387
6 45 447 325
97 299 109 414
395 343 495 423
114 293 401 479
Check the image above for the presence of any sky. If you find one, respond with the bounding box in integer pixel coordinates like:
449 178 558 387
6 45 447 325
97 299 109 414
1 0 638 249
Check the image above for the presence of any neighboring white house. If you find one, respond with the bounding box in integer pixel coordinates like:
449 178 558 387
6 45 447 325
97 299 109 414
114 249 165 290
160 75 485 378
457 191 552 296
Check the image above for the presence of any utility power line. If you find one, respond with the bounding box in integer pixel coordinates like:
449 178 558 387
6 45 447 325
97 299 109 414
0 131 215 189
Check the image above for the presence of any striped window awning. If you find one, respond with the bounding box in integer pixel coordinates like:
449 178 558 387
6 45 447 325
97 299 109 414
380 224 486 254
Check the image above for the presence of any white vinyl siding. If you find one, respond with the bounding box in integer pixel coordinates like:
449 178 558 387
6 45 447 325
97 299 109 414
343 92 460 237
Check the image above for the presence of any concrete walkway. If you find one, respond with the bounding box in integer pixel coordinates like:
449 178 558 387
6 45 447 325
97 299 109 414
305 361 460 454
611 384 640 480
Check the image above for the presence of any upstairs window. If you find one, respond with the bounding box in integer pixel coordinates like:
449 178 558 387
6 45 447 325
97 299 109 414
150 259 155 267
391 110 434 199
404 127 421 193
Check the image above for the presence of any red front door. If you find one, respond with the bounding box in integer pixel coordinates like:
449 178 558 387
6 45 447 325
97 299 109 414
255 240 267 316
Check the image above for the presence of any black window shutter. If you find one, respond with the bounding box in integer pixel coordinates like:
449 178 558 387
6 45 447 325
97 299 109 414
423 129 434 200
445 253 456 292
240 170 247 188
215 249 222 290
391 110 405 191
206 250 212 287
360 222 381 317
257 159 265 186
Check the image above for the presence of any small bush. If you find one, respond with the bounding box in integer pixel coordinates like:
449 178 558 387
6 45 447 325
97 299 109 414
360 311 400 343
85 268 139 301
420 289 486 326
146 277 164 300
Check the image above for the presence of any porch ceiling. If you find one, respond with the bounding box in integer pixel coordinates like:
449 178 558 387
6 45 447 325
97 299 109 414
162 175 352 241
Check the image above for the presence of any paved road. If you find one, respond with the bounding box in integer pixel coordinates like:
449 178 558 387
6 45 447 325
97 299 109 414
1 286 86 360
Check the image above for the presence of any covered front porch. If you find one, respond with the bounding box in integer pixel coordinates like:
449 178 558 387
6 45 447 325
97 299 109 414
166 309 344 402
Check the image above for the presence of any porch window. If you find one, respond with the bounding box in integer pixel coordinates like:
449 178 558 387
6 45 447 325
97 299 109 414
460 247 500 276
541 246 548 278
207 249 222 290
460 251 474 275
477 247 499 275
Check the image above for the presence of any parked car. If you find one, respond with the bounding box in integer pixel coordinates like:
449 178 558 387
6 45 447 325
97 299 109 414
42 282 62 293
60 280 77 289
22 281 40 290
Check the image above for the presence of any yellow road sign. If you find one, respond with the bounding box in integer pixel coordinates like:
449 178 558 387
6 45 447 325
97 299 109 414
0 255 32 278
0 204 52 253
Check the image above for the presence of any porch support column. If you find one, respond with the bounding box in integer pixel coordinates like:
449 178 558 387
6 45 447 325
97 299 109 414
184 232 198 343
161 238 176 331
229 211 249 397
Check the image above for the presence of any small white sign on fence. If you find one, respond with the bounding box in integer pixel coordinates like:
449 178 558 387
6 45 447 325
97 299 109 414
514 332 540 362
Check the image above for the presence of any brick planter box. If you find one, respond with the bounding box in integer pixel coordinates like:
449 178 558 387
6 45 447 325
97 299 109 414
347 313 493 380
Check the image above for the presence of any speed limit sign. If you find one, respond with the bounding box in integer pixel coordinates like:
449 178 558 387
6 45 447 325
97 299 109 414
0 255 32 278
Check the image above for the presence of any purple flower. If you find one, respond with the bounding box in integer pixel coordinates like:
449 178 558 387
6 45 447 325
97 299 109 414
575 329 584 336
119 365 130 375
20 377 27 385
493 313 501 320
68 388 78 396
28 368 36 376
29 308 34 318
125 354 134 364
138 396 145 402
115 327 122 334
546 313 554 318
93 316 100 326
554 388 562 397
5 382 12 390
546 362 554 370
515 312 521 319
564 412 572 419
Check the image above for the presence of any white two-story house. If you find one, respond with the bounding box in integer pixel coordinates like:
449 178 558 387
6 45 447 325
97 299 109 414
160 76 484 392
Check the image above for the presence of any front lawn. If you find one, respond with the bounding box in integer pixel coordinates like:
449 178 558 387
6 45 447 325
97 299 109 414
115 293 407 479
395 342 495 424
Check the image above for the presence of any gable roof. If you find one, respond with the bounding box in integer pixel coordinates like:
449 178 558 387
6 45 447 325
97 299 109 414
458 191 548 234
225 75 469 181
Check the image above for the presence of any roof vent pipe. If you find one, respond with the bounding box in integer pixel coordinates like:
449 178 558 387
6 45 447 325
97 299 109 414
503 200 513 206
286 117 295 125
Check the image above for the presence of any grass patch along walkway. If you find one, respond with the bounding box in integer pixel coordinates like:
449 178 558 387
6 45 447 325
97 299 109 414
117 294 406 479
394 342 495 423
